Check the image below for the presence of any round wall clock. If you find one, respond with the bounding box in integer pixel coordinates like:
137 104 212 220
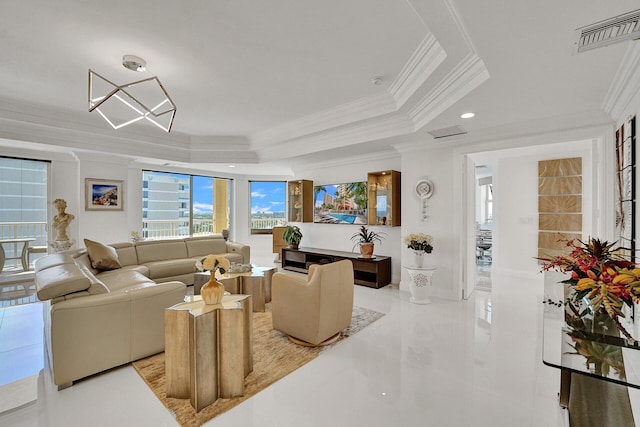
415 179 434 199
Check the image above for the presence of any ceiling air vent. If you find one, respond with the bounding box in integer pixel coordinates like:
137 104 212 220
575 9 640 53
428 125 467 139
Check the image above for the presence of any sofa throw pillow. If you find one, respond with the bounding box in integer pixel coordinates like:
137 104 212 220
84 238 121 271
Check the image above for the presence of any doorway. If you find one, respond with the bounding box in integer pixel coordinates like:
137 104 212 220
475 165 493 290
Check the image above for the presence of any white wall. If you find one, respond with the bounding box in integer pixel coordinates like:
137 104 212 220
75 153 132 243
290 156 403 284
400 145 456 299
492 141 594 278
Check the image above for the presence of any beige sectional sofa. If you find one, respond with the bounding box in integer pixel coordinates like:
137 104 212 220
34 235 250 389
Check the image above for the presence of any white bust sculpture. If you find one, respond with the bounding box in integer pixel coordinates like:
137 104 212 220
52 198 74 242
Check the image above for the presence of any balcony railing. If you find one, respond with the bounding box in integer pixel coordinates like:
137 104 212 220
143 219 223 240
250 218 286 230
142 218 286 240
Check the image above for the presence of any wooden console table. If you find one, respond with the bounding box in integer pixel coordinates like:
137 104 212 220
165 294 253 412
282 247 391 288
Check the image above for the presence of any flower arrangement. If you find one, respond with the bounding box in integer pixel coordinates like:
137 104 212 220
404 233 434 253
539 237 640 343
130 231 142 243
196 254 231 275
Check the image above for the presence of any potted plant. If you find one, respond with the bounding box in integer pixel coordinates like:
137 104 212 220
283 225 303 249
350 225 385 258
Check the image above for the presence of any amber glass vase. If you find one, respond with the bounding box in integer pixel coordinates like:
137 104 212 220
201 271 225 305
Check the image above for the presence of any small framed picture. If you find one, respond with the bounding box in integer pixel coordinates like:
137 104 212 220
85 178 124 211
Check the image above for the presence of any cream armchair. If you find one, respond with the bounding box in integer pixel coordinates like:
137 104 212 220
272 259 354 346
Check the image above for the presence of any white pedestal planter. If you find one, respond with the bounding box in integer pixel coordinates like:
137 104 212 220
405 266 437 304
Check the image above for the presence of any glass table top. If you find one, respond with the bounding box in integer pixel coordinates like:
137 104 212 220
542 272 640 389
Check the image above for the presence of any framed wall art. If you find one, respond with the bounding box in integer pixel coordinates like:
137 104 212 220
85 178 124 211
313 181 368 224
615 116 636 261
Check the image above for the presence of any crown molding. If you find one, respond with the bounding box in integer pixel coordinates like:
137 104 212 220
409 53 489 130
446 113 614 154
602 42 640 120
190 135 251 150
257 113 414 162
0 111 259 165
389 34 447 108
292 149 400 173
251 91 397 147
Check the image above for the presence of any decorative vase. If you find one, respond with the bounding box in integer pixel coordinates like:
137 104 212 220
407 267 436 304
201 271 225 305
412 250 425 268
360 242 374 258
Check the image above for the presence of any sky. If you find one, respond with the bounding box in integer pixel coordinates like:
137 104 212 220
250 181 286 214
192 175 214 213
314 184 341 207
147 173 285 215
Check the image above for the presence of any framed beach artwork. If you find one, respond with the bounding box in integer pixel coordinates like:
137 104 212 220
85 178 124 211
615 116 636 261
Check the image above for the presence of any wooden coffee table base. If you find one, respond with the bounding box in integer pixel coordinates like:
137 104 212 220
165 295 253 412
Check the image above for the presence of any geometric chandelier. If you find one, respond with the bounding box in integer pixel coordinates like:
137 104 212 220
88 56 176 132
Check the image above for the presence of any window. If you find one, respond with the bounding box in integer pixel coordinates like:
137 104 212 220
142 171 232 240
0 156 49 270
250 181 286 234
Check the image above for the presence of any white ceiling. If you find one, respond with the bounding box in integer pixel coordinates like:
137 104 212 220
0 0 638 174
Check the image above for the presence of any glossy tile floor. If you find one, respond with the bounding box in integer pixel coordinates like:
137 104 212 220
0 255 570 427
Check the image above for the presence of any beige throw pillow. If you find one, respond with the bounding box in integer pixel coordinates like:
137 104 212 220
84 238 121 271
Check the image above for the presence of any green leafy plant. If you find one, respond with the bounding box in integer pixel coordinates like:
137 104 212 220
350 225 385 250
283 225 303 248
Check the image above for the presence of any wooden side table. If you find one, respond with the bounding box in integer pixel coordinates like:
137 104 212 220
165 294 253 412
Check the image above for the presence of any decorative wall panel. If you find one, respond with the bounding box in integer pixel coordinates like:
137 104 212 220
615 116 636 261
538 158 582 260
538 195 582 213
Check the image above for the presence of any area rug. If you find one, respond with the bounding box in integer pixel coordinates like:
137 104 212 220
132 305 384 427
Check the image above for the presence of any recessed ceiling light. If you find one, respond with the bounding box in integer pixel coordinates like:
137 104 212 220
460 112 475 119
228 165 235 168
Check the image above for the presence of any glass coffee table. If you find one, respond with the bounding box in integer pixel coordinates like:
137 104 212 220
194 265 276 312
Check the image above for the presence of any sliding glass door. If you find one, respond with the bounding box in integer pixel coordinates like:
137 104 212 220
0 156 49 271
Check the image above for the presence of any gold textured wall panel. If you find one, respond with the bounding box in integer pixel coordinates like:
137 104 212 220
538 195 582 213
539 214 582 231
538 157 582 177
538 158 582 261
538 232 582 250
538 176 582 195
